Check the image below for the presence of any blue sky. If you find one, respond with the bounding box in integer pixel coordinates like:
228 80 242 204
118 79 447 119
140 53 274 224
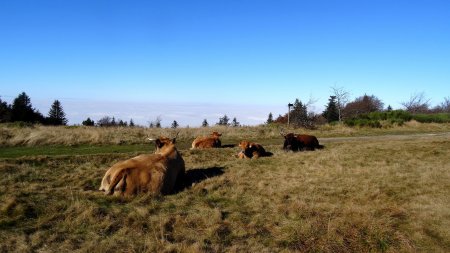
1 0 449 126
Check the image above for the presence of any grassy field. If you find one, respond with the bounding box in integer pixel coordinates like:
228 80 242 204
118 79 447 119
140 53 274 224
0 123 449 252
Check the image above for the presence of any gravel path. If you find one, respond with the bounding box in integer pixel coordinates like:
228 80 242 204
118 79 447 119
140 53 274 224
318 131 450 143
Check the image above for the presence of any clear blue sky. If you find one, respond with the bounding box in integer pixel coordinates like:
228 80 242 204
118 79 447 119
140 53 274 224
1 0 449 126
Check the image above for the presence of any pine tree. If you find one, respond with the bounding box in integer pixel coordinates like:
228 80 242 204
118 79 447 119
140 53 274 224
231 117 240 127
129 119 135 127
202 119 208 127
0 97 11 123
216 114 230 126
47 100 68 125
171 120 179 129
323 96 339 123
266 112 273 124
118 120 127 127
82 117 95 126
290 98 308 126
11 92 44 123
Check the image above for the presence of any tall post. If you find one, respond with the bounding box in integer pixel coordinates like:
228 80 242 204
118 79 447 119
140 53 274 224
287 103 293 126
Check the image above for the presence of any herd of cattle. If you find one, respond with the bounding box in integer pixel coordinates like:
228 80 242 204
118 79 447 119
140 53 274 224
99 131 324 197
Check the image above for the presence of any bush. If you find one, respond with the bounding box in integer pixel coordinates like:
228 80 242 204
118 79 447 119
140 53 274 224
412 113 450 123
344 119 382 128
345 110 411 128
360 110 412 121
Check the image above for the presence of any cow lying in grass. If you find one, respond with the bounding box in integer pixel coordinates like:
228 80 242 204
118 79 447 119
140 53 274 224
281 132 324 151
99 136 185 197
191 131 222 149
237 140 271 159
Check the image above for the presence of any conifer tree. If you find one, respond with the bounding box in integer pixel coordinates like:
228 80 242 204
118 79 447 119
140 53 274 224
11 92 44 123
290 98 308 126
0 97 11 123
82 117 95 126
216 114 230 126
323 96 339 123
231 117 240 127
266 112 273 124
202 119 208 127
47 100 68 125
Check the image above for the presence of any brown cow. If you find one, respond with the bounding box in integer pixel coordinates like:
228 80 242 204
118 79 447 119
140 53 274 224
99 136 185 197
191 131 222 149
282 132 324 151
237 140 269 159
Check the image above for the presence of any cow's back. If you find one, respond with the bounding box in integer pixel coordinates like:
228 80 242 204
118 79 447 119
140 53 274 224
297 134 320 149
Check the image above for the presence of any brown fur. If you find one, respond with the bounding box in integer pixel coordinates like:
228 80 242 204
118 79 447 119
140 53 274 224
282 133 324 151
191 131 222 149
99 137 185 197
238 140 267 159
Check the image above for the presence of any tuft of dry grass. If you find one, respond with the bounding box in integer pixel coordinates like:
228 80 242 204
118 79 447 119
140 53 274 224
1 129 449 252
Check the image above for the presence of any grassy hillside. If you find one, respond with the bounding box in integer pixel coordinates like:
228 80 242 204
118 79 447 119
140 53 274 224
1 124 449 252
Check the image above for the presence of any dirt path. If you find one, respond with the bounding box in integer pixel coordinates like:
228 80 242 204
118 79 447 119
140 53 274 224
318 131 450 143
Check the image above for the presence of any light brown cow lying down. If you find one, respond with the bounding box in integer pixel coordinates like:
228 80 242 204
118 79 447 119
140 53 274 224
191 131 222 149
99 136 185 196
237 140 268 159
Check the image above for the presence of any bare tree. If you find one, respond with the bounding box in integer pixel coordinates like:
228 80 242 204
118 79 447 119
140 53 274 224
401 92 431 113
433 96 450 113
331 85 350 121
343 94 384 118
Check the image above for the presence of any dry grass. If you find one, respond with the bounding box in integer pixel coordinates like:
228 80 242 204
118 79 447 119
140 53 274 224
0 126 449 252
1 122 450 147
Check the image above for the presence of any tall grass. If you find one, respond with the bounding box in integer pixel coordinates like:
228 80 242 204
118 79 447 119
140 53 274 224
1 122 450 147
0 132 449 252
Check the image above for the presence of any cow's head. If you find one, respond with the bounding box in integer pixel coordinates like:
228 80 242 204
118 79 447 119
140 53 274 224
148 132 179 155
211 131 222 138
238 140 251 150
282 133 299 151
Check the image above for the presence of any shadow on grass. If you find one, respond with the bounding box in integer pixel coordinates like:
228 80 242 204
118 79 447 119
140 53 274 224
264 151 274 157
176 166 225 192
221 144 236 148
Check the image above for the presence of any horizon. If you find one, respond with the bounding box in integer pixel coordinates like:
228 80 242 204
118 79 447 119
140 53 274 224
1 0 449 126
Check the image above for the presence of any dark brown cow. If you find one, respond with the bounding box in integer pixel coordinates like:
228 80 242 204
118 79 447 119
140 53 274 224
191 131 222 149
282 132 324 151
237 140 269 159
99 136 185 197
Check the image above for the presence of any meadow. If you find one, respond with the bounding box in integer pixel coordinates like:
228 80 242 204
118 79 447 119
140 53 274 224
0 122 449 252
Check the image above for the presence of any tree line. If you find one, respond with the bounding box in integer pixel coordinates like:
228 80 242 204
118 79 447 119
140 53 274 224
2 90 449 128
0 92 68 125
0 92 243 128
266 88 450 128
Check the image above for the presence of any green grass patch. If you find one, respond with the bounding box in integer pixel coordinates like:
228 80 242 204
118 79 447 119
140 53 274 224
0 144 153 159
